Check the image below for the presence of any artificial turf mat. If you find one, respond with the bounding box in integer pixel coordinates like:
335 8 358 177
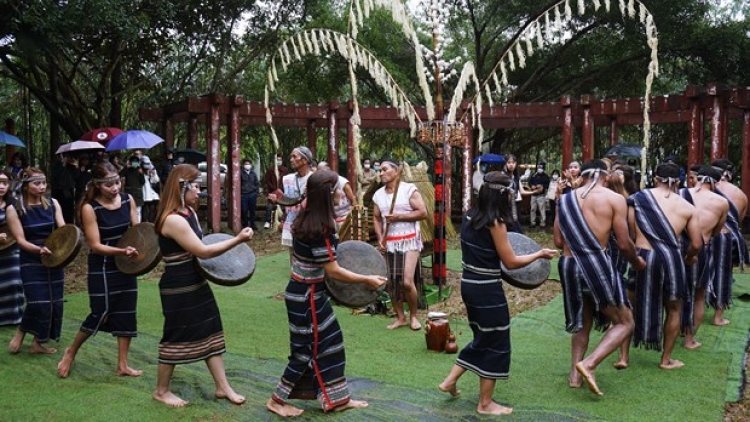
0 251 747 421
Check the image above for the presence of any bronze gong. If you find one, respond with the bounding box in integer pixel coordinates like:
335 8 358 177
115 222 161 276
500 232 550 290
326 240 387 308
41 224 83 268
195 233 255 286
0 224 16 252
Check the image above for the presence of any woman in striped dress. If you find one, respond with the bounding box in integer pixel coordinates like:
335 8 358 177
266 170 386 418
153 164 253 407
438 171 556 416
0 169 23 326
6 168 66 354
57 162 142 378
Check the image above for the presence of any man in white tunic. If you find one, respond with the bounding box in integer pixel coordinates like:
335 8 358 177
372 158 428 331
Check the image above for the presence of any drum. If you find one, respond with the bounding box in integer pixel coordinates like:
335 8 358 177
500 232 551 290
195 233 255 286
115 222 161 276
425 312 450 352
325 240 387 308
41 224 83 268
0 225 16 252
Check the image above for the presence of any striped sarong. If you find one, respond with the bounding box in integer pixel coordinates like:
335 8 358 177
629 190 687 350
709 232 733 310
557 192 628 333
0 245 23 326
714 189 749 269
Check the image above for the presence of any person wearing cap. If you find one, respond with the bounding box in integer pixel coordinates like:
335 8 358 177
710 158 749 326
267 147 313 252
527 162 550 228
141 156 160 223
372 158 428 331
676 165 728 350
629 162 702 370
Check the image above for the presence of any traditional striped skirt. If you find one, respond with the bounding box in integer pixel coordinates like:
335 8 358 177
158 259 224 365
80 254 138 337
0 247 23 326
710 232 733 310
272 280 350 411
455 272 511 380
19 251 64 343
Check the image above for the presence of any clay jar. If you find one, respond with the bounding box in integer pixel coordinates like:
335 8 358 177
444 333 458 354
425 312 450 352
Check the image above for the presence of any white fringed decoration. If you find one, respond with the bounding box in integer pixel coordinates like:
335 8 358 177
447 62 475 122
267 71 275 92
593 0 601 11
628 0 635 18
500 61 508 85
639 2 646 23
291 38 302 61
485 84 494 107
619 0 626 17
413 31 435 121
508 50 516 71
525 36 534 56
564 0 572 20
555 5 563 29
311 30 320 55
516 42 526 68
296 34 307 56
536 21 545 48
492 72 503 96
604 0 610 12
545 11 552 39
578 0 585 16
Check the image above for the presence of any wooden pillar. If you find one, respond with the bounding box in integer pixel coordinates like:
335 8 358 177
708 84 725 162
462 117 473 214
163 118 175 152
188 114 199 150
227 96 242 233
742 109 750 215
581 95 594 161
561 96 573 168
206 95 223 233
609 117 618 146
687 86 704 166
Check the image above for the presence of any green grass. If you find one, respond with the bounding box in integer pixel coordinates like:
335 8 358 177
0 251 747 421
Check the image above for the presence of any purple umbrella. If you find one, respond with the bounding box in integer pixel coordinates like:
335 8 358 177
105 130 164 152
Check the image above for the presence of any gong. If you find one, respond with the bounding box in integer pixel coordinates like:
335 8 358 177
500 232 550 290
326 240 387 308
196 233 255 286
115 222 161 276
41 224 83 268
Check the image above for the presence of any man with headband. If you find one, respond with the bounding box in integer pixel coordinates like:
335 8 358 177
710 159 749 326
268 147 313 254
678 165 728 349
372 158 427 331
554 159 645 396
628 162 701 370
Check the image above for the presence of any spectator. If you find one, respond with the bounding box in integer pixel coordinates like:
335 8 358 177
263 154 288 229
503 154 523 233
120 155 145 222
74 154 93 206
547 169 560 218
141 156 160 223
240 158 260 230
358 158 378 195
50 154 79 224
109 153 124 173
527 162 550 228
7 152 28 179
159 146 175 182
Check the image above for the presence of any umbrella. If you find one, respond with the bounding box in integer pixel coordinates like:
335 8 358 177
105 130 164 152
0 131 26 148
80 127 123 143
604 143 642 158
173 148 206 165
472 153 505 165
55 140 105 155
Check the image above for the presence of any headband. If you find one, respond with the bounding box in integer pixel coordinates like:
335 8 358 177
484 183 510 194
22 175 46 184
654 176 680 197
579 168 609 198
711 165 732 181
92 175 120 184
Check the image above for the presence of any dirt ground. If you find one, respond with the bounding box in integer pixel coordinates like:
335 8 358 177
62 225 748 421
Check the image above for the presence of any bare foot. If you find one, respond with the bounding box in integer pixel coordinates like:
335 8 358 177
8 332 24 355
29 342 57 355
333 399 368 412
575 362 603 396
153 391 189 407
569 369 582 388
683 339 702 350
714 318 730 326
387 320 408 330
477 401 513 415
409 317 422 331
438 381 461 397
57 348 75 378
659 359 685 370
612 360 629 370
116 366 143 377
215 390 246 405
266 398 304 417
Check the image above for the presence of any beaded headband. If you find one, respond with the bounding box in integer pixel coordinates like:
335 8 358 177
579 168 608 198
484 183 510 194
93 175 120 184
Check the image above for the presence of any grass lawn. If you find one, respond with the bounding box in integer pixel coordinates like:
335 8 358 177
0 250 747 421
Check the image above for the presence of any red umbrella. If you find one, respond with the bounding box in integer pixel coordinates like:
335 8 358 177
80 127 123 143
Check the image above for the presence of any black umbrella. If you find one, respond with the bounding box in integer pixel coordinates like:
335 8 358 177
173 148 207 165
604 143 642 158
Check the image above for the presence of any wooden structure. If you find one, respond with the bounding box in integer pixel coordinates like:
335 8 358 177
139 84 750 233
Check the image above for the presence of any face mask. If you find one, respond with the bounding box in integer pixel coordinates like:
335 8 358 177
364 164 371 169
553 175 559 181
373 166 380 171
537 168 543 174
244 164 252 171
276 160 282 166
131 162 140 168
